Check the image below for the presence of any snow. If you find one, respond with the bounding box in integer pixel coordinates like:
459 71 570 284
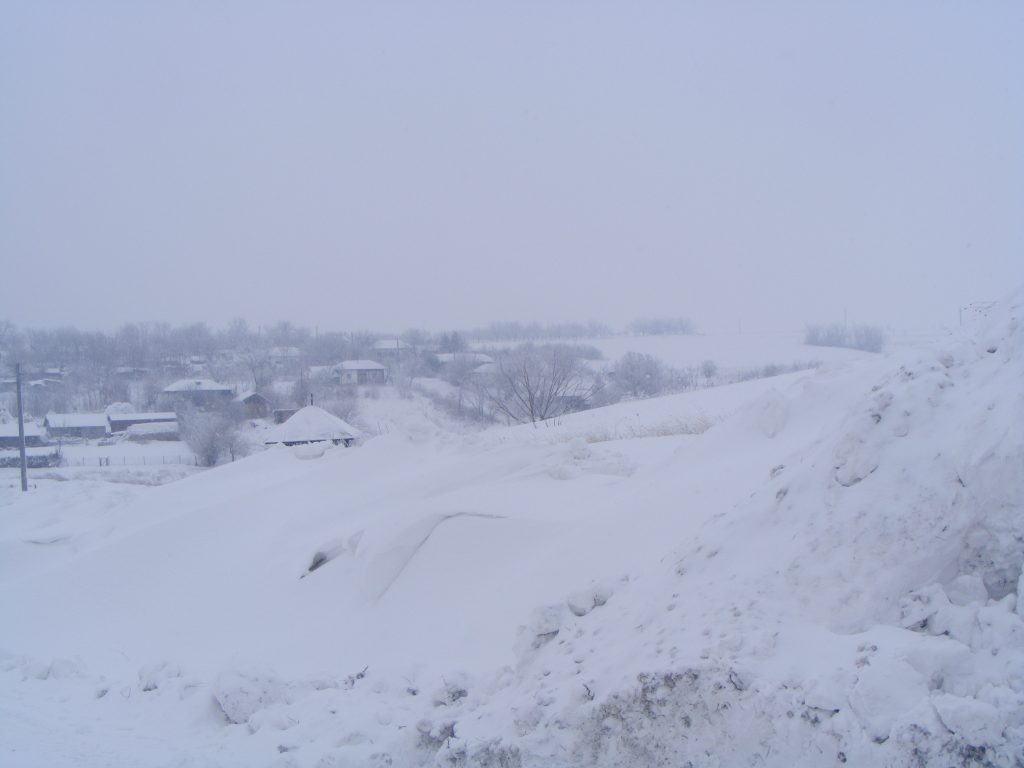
0 292 1022 766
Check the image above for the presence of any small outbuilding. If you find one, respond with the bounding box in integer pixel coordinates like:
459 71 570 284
233 391 272 419
44 413 109 439
333 360 387 385
264 405 361 447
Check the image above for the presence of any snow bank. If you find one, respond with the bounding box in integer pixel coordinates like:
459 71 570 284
1 290 1022 766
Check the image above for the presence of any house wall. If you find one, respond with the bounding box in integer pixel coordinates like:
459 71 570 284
241 398 271 418
47 425 107 439
109 416 177 433
339 369 387 385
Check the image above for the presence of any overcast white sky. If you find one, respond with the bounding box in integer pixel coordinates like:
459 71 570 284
1 1 1021 334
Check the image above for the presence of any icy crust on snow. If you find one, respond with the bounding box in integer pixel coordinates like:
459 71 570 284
2 293 1023 766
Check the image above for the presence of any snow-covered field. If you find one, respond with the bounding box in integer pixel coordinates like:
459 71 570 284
1 298 1022 767
473 331 886 372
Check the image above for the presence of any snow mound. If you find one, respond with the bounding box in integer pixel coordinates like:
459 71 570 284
264 405 361 445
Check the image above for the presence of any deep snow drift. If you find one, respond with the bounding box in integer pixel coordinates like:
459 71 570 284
1 296 1022 767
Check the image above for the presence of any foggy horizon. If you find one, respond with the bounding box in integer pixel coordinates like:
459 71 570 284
2 1 1022 334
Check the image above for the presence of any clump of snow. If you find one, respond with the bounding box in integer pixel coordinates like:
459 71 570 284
212 668 290 725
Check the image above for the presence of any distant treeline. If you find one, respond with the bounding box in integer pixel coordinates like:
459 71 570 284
466 316 695 341
804 323 885 353
466 320 612 341
0 314 700 369
626 317 695 336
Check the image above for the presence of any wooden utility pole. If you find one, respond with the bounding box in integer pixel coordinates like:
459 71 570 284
15 363 28 491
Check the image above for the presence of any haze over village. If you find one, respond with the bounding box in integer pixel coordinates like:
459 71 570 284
1 2 1022 767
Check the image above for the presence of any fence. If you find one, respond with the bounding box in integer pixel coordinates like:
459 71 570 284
60 455 199 467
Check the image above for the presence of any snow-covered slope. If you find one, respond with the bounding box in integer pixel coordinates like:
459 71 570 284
1 293 1022 767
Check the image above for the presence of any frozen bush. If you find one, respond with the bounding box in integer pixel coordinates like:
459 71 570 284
614 352 666 398
179 408 243 466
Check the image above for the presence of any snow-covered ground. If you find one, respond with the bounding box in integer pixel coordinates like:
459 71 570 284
1 439 202 490
0 298 1021 767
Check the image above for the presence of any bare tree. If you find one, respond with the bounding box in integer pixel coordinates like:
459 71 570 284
242 349 274 391
437 331 468 353
485 344 600 423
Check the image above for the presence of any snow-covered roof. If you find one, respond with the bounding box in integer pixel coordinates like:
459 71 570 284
44 413 108 429
334 360 387 371
107 412 177 423
0 421 42 438
264 405 361 445
163 379 233 393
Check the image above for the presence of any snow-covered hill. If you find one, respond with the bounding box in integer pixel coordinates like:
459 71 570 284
1 293 1021 767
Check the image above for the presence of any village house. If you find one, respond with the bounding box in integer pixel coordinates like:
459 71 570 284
333 360 387 385
160 379 234 409
43 413 109 440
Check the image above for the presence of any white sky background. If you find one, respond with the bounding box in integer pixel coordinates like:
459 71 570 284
1 1 1021 334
